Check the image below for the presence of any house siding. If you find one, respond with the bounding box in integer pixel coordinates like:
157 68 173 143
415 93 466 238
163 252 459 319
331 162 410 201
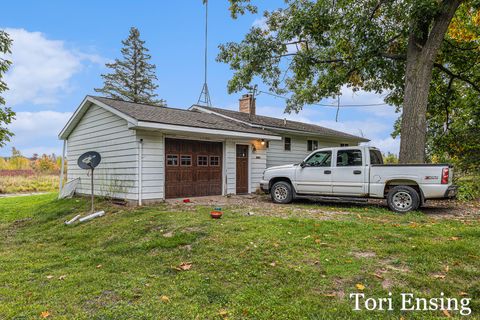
67 104 138 201
136 130 165 201
266 135 355 168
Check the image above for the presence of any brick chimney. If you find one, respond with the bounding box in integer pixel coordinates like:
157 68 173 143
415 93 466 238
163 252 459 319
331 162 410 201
239 94 256 116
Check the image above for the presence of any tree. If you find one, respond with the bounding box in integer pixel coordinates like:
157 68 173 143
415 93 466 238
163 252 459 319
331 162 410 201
95 27 165 105
0 30 15 147
218 0 480 163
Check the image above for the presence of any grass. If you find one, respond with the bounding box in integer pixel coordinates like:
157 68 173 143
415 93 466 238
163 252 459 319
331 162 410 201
0 174 58 194
0 194 479 319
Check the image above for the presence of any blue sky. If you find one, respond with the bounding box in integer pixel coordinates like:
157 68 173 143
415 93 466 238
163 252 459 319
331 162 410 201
0 0 400 157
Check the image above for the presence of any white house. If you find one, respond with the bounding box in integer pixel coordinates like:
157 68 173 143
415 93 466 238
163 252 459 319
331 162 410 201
58 95 368 204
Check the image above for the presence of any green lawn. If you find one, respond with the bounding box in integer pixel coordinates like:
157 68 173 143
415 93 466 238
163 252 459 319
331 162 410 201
0 194 479 319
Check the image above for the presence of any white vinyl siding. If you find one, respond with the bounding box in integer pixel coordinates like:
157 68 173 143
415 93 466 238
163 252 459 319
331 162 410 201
225 141 236 194
136 130 165 200
266 135 351 168
67 104 138 200
250 140 267 192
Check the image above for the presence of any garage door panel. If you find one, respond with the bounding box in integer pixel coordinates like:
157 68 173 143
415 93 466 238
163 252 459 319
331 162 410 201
165 138 222 198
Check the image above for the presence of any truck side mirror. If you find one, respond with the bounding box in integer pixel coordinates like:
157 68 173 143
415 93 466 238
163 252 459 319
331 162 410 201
300 161 306 168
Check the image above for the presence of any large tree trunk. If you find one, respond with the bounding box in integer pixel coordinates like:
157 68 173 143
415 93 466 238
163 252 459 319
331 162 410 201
399 0 461 163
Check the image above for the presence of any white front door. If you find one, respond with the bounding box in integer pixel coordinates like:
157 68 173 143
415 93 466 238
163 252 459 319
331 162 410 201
294 150 333 194
331 149 367 196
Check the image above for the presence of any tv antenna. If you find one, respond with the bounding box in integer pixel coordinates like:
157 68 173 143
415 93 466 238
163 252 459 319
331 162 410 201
197 0 212 107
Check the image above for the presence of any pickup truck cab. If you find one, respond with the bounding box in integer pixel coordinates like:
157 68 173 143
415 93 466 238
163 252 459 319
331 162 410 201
260 146 456 213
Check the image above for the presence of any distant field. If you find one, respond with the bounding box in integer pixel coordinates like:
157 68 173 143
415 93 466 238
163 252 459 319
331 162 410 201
0 174 58 194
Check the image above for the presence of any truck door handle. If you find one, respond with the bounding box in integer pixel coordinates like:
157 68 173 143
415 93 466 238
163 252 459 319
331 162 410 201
353 170 362 175
324 170 331 174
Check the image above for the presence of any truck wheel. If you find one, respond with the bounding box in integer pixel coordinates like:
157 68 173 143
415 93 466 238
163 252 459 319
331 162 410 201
271 181 293 204
387 186 420 213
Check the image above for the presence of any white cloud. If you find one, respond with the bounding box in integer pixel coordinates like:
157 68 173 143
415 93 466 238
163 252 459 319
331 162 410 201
0 111 72 157
2 28 103 106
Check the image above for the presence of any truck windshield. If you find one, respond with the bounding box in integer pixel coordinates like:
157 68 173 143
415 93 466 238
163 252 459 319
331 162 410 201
369 149 384 165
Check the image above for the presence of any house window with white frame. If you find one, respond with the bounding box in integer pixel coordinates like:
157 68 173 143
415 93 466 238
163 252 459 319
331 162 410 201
307 140 318 151
284 137 291 151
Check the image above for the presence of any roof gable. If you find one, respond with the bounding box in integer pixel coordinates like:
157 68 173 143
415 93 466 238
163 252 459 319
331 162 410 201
59 96 281 140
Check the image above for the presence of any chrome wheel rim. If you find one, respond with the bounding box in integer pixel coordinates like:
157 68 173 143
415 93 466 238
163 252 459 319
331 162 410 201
274 186 288 201
392 191 412 210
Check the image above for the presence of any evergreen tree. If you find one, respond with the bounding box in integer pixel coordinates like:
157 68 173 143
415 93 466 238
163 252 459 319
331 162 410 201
95 27 165 105
0 30 15 147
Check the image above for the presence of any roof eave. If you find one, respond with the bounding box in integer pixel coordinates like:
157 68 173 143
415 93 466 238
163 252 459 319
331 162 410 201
131 121 282 140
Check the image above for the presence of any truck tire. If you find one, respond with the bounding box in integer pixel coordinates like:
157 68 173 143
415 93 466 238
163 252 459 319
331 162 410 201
271 181 293 204
386 186 420 213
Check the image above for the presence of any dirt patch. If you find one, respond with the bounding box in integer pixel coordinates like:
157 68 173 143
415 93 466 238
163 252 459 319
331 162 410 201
163 194 479 221
352 251 376 259
84 290 122 310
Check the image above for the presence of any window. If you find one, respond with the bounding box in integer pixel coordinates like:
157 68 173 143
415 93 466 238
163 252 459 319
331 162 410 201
197 155 208 166
284 137 291 151
210 156 220 166
369 150 384 165
304 151 332 167
340 143 349 147
336 149 362 166
180 155 192 166
166 154 178 166
307 140 319 151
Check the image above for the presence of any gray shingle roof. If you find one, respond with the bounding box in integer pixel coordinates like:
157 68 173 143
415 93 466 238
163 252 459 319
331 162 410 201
195 105 369 142
90 96 277 136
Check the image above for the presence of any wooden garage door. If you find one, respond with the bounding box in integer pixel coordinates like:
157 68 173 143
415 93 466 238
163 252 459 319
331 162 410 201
165 138 222 198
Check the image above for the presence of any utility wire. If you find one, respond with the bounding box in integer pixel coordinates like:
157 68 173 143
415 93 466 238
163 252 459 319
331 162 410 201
258 90 390 108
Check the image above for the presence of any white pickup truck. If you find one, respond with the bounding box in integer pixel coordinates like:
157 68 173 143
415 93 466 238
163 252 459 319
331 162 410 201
260 146 457 213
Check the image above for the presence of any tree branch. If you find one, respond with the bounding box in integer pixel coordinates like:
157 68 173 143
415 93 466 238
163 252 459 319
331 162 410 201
434 63 480 92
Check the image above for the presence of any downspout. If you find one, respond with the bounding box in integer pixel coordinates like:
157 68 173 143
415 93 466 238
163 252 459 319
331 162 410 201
58 139 66 196
138 139 143 206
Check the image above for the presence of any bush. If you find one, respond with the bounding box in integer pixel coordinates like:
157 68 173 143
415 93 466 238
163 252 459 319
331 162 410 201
455 175 480 201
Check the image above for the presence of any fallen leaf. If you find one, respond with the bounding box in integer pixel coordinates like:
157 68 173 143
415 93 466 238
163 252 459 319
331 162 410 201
355 283 365 291
269 262 276 267
174 262 192 271
219 309 228 317
315 239 321 244
459 291 468 296
444 265 449 273
442 309 451 317
433 274 446 279
161 295 170 303
449 236 459 241
373 273 384 280
58 275 66 280
40 311 50 318
400 316 405 320
303 235 311 239
357 214 361 219
46 275 53 279
96 264 102 268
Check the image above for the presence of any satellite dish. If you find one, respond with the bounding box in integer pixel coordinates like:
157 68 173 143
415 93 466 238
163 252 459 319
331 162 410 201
77 151 101 213
77 151 101 169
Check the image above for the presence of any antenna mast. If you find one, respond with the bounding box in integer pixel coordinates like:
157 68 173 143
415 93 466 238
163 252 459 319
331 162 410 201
197 0 212 106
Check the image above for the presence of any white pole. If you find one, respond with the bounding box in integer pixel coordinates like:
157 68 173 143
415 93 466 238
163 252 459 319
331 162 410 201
58 139 66 195
138 139 143 206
